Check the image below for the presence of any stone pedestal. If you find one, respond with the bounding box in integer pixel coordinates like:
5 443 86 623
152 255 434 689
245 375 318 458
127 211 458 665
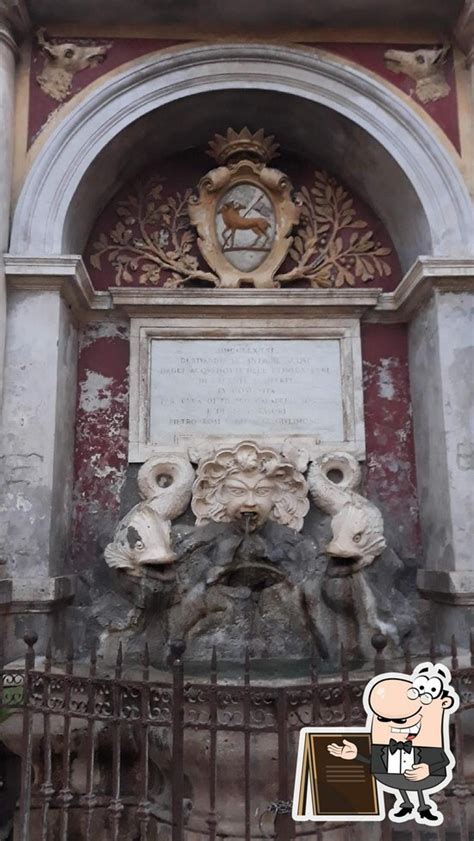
409 287 474 640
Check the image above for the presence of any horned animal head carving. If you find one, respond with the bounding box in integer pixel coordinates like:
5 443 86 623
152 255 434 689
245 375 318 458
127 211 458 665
36 28 112 102
384 46 450 103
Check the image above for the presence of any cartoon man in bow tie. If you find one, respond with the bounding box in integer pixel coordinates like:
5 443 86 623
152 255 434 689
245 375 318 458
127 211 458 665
327 663 459 825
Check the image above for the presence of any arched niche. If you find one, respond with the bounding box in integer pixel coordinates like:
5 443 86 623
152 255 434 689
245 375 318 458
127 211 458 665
10 44 472 274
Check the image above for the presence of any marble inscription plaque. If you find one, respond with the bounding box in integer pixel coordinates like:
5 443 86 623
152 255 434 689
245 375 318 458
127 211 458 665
149 339 344 446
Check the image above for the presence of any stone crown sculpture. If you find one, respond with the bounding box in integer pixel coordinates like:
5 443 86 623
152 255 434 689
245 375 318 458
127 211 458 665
104 455 195 575
207 127 280 165
307 451 387 574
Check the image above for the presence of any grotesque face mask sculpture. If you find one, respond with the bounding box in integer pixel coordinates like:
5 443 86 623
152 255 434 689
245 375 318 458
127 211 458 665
191 441 309 532
216 472 276 530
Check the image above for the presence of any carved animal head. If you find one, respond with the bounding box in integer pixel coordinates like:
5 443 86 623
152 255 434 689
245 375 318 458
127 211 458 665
37 28 110 72
104 502 176 576
384 46 450 102
218 201 243 214
325 499 387 577
36 29 111 101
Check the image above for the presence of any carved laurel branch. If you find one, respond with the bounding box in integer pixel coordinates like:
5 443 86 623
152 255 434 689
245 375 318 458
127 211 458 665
90 171 392 289
274 171 392 288
90 177 219 287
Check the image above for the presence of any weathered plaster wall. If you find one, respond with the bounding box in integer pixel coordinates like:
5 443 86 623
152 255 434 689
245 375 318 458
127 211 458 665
320 43 460 151
71 320 129 575
361 323 420 560
435 292 473 567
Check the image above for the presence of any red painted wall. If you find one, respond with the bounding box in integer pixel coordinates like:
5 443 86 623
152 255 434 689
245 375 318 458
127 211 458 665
315 44 460 152
71 322 129 572
29 37 188 145
361 323 420 557
28 38 460 150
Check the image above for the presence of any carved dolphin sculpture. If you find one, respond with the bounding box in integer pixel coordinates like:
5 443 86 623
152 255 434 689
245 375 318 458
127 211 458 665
105 455 195 575
104 502 177 574
307 452 386 575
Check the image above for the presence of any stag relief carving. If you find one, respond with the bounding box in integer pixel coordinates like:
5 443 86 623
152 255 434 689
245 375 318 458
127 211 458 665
104 455 195 575
218 201 271 250
36 28 112 102
307 452 386 574
384 46 450 103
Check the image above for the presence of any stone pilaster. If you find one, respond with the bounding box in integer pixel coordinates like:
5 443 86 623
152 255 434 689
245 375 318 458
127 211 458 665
409 281 474 640
0 276 78 662
0 1 28 407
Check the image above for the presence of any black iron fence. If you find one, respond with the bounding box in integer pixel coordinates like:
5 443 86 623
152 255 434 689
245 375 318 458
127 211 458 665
1 633 473 841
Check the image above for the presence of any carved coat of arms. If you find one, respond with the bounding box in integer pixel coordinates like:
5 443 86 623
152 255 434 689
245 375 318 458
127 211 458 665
188 128 301 288
90 127 393 290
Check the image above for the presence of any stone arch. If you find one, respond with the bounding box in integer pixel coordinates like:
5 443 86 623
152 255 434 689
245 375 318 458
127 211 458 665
10 43 473 264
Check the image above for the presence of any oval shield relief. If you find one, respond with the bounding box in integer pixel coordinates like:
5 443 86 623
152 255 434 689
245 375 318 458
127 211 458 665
216 184 276 272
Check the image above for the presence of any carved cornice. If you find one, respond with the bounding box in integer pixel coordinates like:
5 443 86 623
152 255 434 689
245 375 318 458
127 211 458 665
110 287 382 318
0 575 75 614
417 569 474 606
4 255 474 322
374 256 474 321
5 255 111 314
0 0 29 51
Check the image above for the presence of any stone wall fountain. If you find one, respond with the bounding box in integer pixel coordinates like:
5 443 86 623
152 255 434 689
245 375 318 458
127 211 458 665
100 440 416 671
43 437 417 837
3 437 420 840
3 440 422 841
